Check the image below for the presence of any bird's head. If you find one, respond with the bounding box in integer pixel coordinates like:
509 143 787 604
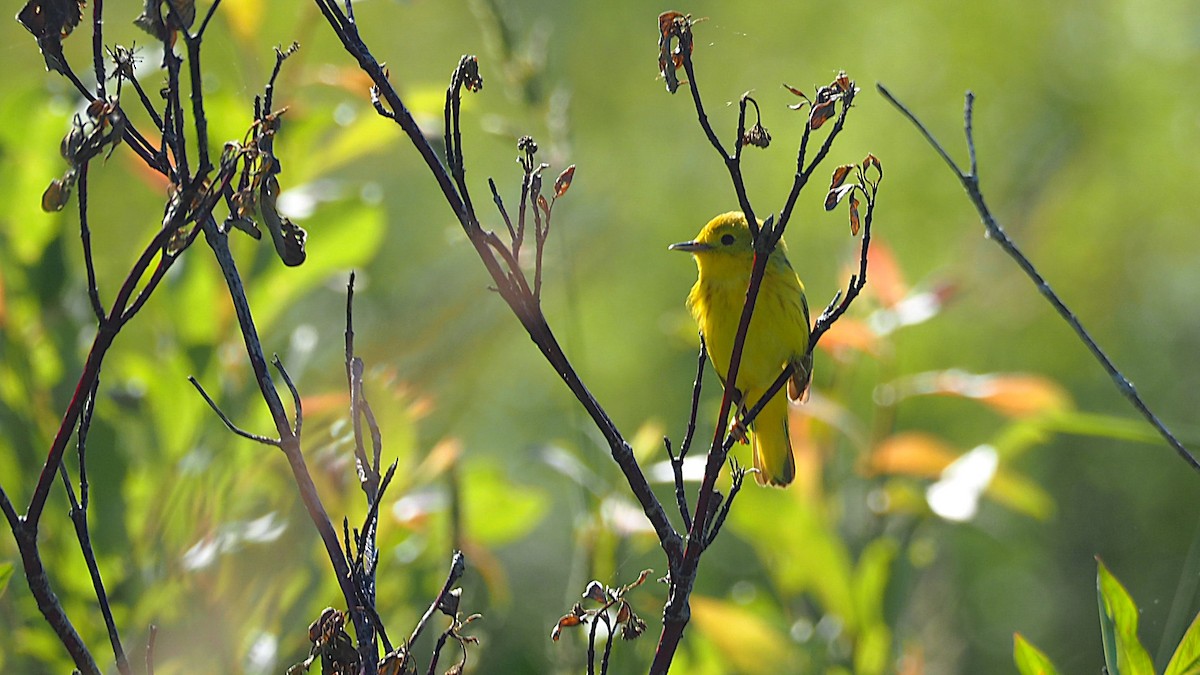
669 211 755 259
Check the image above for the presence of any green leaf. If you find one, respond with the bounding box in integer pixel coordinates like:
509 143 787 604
1164 609 1200 675
1097 558 1155 675
463 460 548 546
1014 632 1061 675
852 538 897 675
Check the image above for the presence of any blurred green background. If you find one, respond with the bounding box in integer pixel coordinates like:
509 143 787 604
2 0 1200 673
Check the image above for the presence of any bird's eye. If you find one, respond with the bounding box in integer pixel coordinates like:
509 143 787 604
720 234 735 246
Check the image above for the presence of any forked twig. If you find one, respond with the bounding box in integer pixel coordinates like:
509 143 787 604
877 83 1200 474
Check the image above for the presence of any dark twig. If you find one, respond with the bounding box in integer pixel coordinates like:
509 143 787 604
200 215 365 641
77 164 105 323
674 24 757 234
877 83 1200 474
586 610 607 675
599 611 616 675
91 0 105 98
409 550 466 649
664 339 708 530
426 630 452 675
187 376 281 446
58 383 131 675
272 356 302 438
704 460 746 546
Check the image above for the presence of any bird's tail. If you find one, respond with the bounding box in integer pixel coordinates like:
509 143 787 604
751 392 795 487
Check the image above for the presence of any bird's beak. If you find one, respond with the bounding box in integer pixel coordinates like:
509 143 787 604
669 240 712 252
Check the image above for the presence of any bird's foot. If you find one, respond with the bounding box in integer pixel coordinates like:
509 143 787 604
727 417 749 444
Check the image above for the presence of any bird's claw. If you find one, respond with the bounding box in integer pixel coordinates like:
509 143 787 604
728 417 749 444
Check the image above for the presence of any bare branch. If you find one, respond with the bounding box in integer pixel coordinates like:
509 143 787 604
878 83 1200 475
188 376 281 446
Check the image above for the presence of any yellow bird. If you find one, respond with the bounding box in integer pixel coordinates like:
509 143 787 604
671 212 812 487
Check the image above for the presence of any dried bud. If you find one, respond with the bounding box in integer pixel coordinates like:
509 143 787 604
742 123 771 148
458 55 483 93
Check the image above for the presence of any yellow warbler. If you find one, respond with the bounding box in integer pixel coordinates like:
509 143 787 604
671 212 812 487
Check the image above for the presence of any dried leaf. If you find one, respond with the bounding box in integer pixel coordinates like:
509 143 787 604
849 194 861 236
824 183 856 211
537 194 550 217
862 152 882 173
657 11 692 93
438 588 462 616
810 100 836 130
554 165 576 197
829 164 855 190
583 580 606 603
782 83 807 100
134 0 196 41
615 601 631 623
41 175 74 212
551 613 584 641
624 569 653 591
260 175 306 266
17 0 84 73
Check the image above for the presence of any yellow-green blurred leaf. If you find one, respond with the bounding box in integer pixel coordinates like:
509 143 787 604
463 460 548 546
1097 558 1155 675
852 537 897 674
731 486 856 626
630 419 666 463
1164 609 1200 675
220 0 264 45
690 595 793 674
1013 632 1061 675
988 467 1056 520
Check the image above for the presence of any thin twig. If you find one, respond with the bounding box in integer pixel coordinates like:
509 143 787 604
408 551 466 649
188 376 281 446
599 611 616 675
272 356 302 437
77 164 105 323
877 83 1200 474
704 460 745 547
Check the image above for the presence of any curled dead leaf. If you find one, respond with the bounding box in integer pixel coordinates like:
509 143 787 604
554 164 576 198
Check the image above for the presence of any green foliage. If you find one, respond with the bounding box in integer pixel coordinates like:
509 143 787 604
1013 632 1060 675
1016 561 1200 675
1098 558 1156 675
1164 611 1200 675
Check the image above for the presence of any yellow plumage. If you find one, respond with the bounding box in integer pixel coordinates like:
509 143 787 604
671 212 812 487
